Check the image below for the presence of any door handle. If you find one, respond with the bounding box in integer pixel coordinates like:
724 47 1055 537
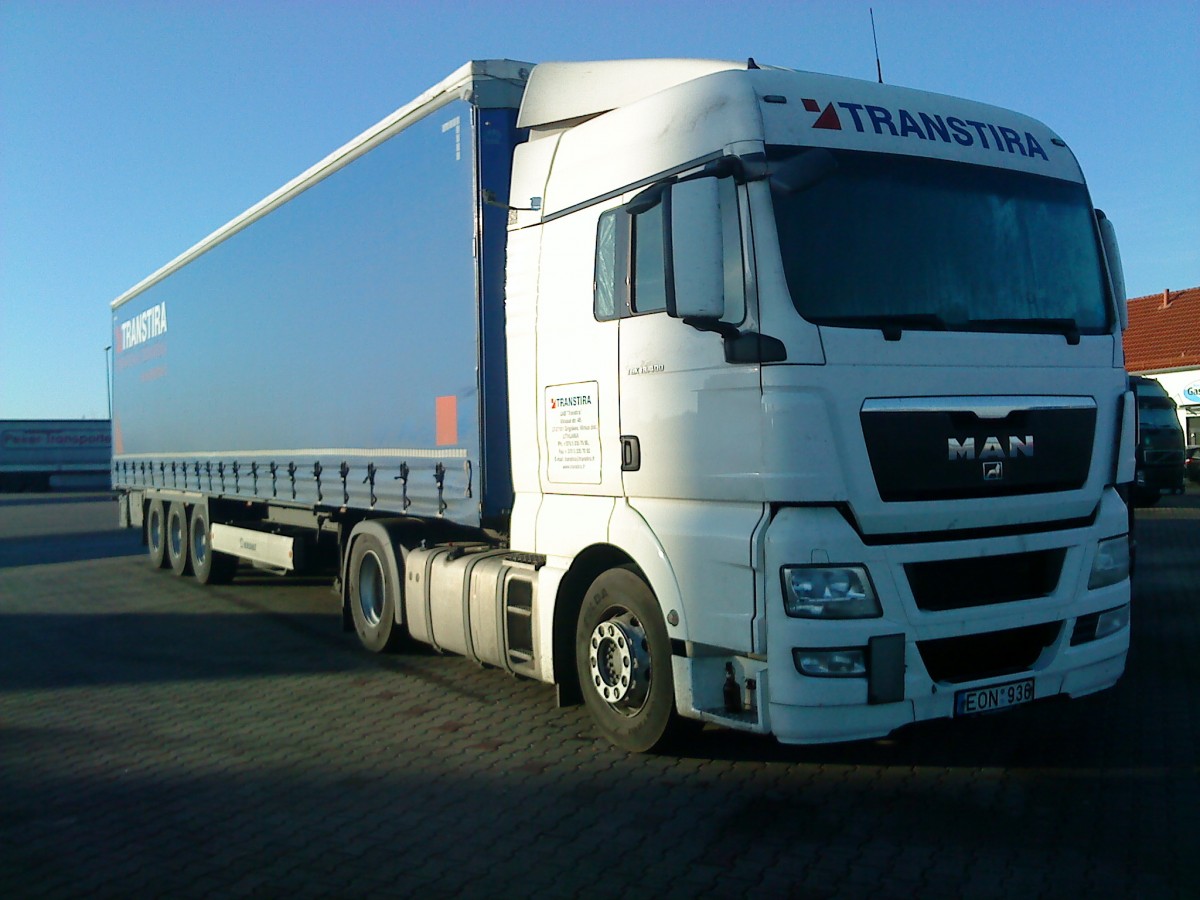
620 435 641 472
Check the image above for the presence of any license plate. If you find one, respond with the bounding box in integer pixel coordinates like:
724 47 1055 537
955 678 1035 716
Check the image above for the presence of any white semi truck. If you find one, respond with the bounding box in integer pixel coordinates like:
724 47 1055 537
111 59 1134 751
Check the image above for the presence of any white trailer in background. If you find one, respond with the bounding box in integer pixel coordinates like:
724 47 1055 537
1 419 112 491
112 59 1134 751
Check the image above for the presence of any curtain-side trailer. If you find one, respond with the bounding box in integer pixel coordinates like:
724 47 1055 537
112 59 1135 751
1 419 112 491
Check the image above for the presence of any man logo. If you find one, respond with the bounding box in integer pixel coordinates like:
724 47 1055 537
983 461 1004 481
948 435 1034 461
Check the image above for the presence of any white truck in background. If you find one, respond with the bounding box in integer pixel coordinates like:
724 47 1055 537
111 59 1134 751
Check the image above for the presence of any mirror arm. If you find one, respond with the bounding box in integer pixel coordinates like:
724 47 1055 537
481 189 541 212
682 317 789 364
724 331 788 364
671 154 768 187
682 316 740 340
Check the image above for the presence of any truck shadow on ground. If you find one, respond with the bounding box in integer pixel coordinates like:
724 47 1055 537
0 598 486 705
674 693 1130 770
0 611 366 691
1 742 1184 898
0 530 142 568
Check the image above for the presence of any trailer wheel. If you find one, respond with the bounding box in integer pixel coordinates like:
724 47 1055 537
166 501 191 576
147 499 169 569
349 534 404 653
190 505 237 585
575 566 681 753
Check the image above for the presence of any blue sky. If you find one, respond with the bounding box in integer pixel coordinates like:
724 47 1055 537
2 0 1197 420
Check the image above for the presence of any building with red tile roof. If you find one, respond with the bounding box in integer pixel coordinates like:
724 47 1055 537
1124 285 1200 445
1125 286 1200 373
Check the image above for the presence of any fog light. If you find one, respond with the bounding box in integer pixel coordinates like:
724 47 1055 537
1072 603 1130 645
793 647 867 677
1095 604 1130 639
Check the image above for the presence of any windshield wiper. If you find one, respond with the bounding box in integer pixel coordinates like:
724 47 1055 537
817 314 948 341
817 314 1084 344
967 317 1081 345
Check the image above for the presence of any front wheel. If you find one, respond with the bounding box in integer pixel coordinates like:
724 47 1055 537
575 566 683 753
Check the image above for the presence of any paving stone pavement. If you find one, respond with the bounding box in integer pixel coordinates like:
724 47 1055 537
0 491 1196 898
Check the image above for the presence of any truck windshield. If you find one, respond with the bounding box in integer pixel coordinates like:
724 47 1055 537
1138 401 1181 432
769 147 1111 336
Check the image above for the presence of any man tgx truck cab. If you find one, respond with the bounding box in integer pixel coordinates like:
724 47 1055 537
112 59 1133 751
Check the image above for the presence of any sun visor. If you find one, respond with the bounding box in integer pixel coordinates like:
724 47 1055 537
517 59 745 130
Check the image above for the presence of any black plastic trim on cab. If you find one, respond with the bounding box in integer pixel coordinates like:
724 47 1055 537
770 502 1099 547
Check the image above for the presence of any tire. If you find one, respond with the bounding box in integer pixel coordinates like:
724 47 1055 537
190 504 238 585
349 533 404 653
147 499 169 569
166 501 191 576
575 566 682 753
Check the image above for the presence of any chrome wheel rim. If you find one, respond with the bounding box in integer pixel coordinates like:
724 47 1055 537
191 524 208 568
587 611 651 715
149 510 162 552
169 511 184 559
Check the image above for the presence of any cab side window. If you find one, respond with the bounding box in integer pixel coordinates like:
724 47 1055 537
594 175 742 323
631 201 667 314
595 211 619 319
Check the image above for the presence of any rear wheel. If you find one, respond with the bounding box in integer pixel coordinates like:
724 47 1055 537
147 499 168 569
166 501 191 576
349 534 404 652
190 504 238 585
575 566 682 753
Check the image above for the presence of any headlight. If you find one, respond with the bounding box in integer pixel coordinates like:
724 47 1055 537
1088 536 1130 590
781 565 881 619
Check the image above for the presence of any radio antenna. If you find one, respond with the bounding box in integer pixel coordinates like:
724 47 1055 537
870 7 884 83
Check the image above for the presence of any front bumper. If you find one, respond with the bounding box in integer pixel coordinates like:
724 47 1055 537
1135 465 1184 494
760 490 1130 745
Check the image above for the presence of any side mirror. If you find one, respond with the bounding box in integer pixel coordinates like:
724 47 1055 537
1096 210 1128 330
667 178 725 319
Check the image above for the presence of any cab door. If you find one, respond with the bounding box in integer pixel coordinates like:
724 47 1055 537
599 175 766 652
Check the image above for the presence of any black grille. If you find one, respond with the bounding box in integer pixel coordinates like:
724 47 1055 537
917 622 1061 684
1144 449 1183 466
905 549 1065 612
860 405 1096 502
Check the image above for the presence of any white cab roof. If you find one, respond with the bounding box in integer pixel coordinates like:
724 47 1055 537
517 58 745 130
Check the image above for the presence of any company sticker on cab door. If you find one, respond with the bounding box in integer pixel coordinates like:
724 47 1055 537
546 382 601 484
